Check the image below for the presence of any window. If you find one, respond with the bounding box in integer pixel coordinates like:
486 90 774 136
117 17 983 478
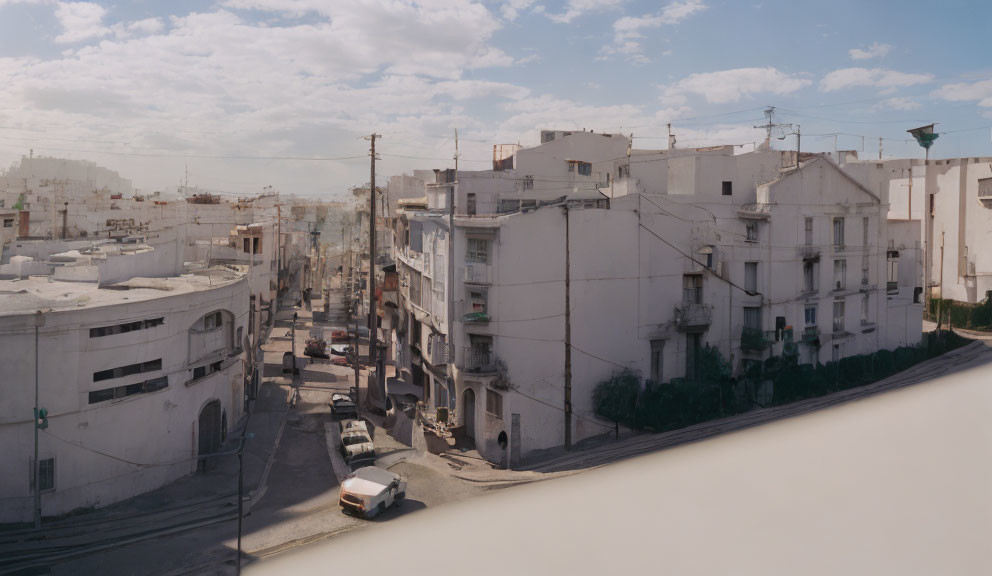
861 294 871 325
833 259 846 290
499 199 520 213
466 238 489 263
578 162 591 176
486 389 503 419
862 217 869 247
88 376 168 404
93 358 162 382
887 250 899 292
743 306 761 330
89 317 164 338
469 288 488 315
522 175 534 190
243 238 251 253
746 222 757 242
650 340 664 383
833 298 846 333
722 181 732 196
193 366 207 379
979 177 992 198
409 270 422 306
744 262 758 293
833 217 845 248
804 305 817 326
203 311 223 330
252 237 260 254
3 218 12 228
803 261 817 293
521 199 537 209
466 193 476 215
235 326 244 350
618 165 628 178
862 259 869 285
37 458 55 493
804 217 813 246
682 274 702 305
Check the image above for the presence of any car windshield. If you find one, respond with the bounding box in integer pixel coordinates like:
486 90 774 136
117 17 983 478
342 435 368 446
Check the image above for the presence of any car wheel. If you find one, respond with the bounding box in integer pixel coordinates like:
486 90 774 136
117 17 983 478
373 502 385 518
395 492 405 504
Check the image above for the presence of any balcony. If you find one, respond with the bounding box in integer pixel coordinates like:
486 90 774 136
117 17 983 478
461 346 497 374
674 302 713 332
740 327 770 351
801 326 820 345
463 263 491 285
799 245 820 262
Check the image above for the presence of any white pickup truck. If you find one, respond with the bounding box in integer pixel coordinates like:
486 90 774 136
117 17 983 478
339 419 375 468
339 466 407 519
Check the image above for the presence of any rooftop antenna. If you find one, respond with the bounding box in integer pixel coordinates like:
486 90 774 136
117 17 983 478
754 106 787 151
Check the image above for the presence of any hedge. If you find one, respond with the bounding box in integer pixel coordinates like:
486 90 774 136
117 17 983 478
594 331 972 434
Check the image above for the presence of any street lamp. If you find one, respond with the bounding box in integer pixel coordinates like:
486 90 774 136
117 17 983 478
907 124 939 322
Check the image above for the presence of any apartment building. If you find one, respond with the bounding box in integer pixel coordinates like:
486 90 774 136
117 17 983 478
428 145 923 466
0 262 250 523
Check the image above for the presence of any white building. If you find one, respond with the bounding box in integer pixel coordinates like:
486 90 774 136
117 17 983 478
0 264 250 523
437 146 922 466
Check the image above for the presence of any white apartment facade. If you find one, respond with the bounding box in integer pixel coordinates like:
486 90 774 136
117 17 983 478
0 265 249 522
442 148 923 466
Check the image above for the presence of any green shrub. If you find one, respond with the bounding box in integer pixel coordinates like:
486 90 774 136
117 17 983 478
592 370 640 427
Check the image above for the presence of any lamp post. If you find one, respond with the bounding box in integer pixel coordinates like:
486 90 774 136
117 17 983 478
907 124 939 321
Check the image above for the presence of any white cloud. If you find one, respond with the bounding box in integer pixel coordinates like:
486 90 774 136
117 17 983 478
662 67 811 104
602 0 705 61
500 0 535 20
849 42 891 60
112 17 165 39
547 0 624 24
54 2 109 44
876 96 920 111
820 67 933 92
931 77 992 107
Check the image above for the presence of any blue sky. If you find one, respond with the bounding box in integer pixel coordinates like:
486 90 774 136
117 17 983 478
0 0 990 197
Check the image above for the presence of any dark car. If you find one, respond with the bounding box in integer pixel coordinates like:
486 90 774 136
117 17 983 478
330 393 358 420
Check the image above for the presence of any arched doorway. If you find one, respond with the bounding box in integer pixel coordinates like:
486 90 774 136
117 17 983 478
198 400 222 472
463 389 476 440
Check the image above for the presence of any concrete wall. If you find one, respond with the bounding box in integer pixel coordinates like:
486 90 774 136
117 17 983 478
0 276 249 522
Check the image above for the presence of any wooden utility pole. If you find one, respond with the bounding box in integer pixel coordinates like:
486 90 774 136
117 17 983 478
563 204 572 450
937 230 945 331
275 204 282 296
367 133 380 400
447 130 457 402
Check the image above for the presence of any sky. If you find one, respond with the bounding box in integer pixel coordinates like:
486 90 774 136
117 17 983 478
0 0 990 200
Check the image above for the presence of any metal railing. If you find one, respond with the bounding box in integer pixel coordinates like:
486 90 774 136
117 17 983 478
462 346 496 373
674 302 712 331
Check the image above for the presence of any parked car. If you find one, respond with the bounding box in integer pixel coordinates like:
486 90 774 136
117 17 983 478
329 393 357 420
339 419 375 466
338 466 407 519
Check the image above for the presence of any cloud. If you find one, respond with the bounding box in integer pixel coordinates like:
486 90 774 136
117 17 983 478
820 67 933 92
500 0 535 20
931 77 992 107
111 17 165 39
547 0 624 24
54 1 109 44
876 96 920 111
848 42 891 60
602 0 705 61
662 67 811 104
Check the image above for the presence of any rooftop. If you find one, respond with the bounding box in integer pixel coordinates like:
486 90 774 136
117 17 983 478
0 265 246 317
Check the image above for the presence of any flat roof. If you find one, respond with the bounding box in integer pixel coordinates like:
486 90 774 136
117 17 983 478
0 266 246 317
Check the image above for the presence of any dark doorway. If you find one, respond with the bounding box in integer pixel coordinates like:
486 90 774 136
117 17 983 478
197 400 222 472
463 388 476 440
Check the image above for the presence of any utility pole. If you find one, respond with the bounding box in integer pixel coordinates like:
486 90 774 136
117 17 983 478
938 230 945 331
908 124 939 317
33 310 43 529
879 137 883 160
61 202 68 240
447 130 457 406
563 204 572 450
352 320 361 407
366 133 380 401
754 107 779 151
275 204 282 298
